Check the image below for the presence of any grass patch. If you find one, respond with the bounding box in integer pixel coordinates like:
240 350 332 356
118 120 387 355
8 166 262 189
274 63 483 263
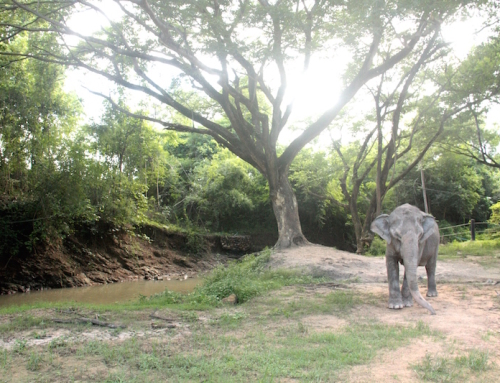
0 275 439 382
5 321 432 382
266 289 369 319
414 350 491 382
26 350 43 371
1 349 7 369
439 239 500 258
0 315 49 334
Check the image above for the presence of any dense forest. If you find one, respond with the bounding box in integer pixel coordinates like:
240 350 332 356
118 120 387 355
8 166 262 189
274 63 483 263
1 0 500 261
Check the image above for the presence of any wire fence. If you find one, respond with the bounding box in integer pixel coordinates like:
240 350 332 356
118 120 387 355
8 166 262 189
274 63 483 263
438 220 500 243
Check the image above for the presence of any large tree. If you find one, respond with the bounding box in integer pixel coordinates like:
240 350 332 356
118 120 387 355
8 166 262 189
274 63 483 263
0 0 482 247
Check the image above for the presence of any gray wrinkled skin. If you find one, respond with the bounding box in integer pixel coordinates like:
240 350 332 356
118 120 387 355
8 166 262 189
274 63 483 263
371 204 439 315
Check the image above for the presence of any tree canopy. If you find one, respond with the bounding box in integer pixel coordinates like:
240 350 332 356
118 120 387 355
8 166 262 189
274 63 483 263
1 0 500 252
3 0 492 247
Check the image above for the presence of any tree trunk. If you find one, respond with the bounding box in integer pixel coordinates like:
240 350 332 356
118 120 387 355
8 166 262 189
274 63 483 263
270 174 309 249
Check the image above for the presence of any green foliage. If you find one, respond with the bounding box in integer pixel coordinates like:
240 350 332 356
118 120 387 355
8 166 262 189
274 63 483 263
367 236 386 256
0 32 88 252
194 250 325 304
391 152 500 225
437 220 471 243
490 202 500 224
1 1 500 258
174 147 274 233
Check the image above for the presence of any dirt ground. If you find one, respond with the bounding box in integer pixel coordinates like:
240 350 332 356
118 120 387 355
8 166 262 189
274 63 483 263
271 245 500 382
1 244 499 382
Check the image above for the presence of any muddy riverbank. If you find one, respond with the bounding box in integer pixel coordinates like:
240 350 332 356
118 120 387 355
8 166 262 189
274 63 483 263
0 224 261 295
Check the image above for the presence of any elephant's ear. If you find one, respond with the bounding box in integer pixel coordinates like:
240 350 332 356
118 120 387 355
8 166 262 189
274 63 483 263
371 214 391 244
421 214 436 242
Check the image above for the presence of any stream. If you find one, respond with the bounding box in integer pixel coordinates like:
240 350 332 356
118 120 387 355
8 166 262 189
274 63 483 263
0 277 201 308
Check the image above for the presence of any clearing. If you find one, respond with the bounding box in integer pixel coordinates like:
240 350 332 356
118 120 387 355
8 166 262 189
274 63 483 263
0 245 499 382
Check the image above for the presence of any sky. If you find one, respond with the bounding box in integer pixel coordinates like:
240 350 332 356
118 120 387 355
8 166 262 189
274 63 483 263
63 1 499 148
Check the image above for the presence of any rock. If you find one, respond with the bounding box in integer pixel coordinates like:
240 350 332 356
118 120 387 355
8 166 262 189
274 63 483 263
221 294 238 305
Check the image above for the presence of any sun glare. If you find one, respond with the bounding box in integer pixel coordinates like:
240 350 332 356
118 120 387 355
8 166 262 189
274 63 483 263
63 1 496 147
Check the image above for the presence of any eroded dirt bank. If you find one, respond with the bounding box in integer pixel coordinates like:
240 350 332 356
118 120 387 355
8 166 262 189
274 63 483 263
0 225 255 295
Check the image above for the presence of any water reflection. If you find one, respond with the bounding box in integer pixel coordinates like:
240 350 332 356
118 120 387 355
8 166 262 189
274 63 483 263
0 277 201 308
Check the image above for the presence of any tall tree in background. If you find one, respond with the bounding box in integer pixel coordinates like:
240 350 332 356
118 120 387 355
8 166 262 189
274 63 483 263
1 0 484 247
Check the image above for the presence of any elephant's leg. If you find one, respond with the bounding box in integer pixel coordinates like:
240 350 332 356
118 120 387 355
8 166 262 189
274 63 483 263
401 272 413 307
425 256 438 297
386 256 403 309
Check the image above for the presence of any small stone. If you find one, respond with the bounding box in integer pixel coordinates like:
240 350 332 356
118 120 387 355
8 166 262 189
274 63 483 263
221 294 238 305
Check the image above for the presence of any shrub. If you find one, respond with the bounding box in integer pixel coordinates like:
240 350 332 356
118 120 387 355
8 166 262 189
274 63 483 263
367 237 386 256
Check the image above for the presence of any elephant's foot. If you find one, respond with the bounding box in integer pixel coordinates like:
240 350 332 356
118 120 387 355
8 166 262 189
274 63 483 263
426 290 438 297
402 296 413 307
388 298 404 309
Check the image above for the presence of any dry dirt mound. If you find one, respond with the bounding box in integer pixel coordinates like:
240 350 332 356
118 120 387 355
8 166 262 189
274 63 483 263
270 244 500 283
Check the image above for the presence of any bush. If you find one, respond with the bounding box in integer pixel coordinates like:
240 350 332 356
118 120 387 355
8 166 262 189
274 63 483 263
490 202 500 224
367 237 386 256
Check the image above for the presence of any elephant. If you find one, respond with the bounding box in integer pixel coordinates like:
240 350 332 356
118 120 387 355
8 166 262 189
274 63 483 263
370 204 439 315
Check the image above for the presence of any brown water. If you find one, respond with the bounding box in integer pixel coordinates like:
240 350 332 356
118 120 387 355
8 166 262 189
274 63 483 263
0 277 201 308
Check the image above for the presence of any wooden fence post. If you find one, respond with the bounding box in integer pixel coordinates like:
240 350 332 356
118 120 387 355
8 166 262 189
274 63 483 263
470 219 475 241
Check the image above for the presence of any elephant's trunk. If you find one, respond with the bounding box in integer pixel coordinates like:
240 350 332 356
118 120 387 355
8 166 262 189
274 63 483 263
401 234 436 315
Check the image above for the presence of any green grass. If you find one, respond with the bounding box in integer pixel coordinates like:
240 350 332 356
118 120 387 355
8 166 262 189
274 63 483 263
414 350 491 382
0 315 49 334
439 239 500 257
0 278 437 382
0 320 434 382
26 350 43 371
262 289 370 319
367 237 500 259
4 248 482 382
